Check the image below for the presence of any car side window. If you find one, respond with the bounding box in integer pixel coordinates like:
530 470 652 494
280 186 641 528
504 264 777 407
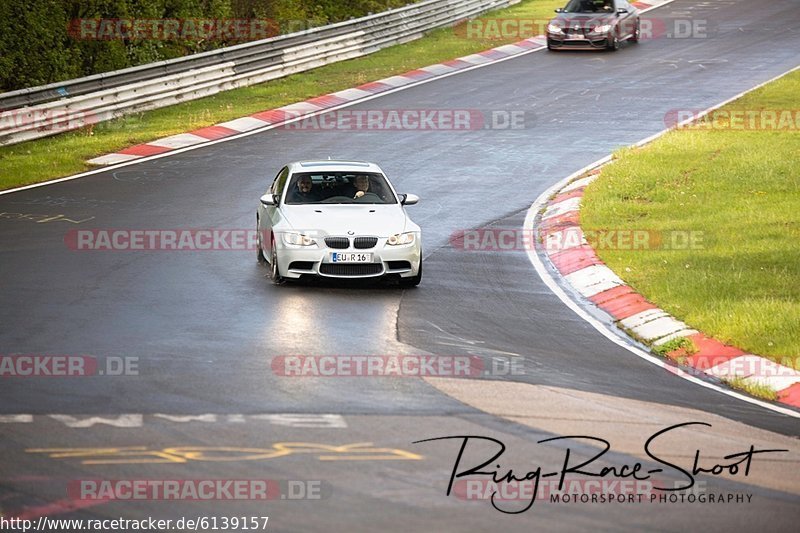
269 167 290 202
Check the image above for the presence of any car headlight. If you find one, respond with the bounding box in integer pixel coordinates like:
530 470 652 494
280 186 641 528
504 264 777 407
547 23 563 34
282 232 316 246
386 232 415 246
593 24 612 33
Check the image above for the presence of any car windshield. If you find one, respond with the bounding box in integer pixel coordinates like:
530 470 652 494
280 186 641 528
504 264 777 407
284 172 397 205
563 0 615 13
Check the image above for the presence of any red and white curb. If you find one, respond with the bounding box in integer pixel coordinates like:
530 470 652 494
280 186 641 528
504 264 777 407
86 0 666 166
85 39 548 166
535 168 800 410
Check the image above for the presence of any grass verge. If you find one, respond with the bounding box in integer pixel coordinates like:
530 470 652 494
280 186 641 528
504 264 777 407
581 69 800 366
0 0 560 190
721 377 779 402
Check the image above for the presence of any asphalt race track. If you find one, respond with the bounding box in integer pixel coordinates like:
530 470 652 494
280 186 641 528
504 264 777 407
1 0 799 531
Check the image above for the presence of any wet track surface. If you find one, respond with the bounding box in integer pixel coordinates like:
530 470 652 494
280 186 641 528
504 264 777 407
1 0 799 530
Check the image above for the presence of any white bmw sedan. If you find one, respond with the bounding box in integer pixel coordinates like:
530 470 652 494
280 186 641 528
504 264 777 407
256 161 422 286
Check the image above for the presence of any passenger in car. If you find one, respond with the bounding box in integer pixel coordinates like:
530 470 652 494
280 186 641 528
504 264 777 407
597 0 614 12
335 175 367 199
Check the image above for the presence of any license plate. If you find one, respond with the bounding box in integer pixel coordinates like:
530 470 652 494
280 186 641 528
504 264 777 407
331 252 372 263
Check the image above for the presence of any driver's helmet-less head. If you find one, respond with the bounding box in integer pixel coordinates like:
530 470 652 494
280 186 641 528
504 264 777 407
297 176 313 193
354 175 370 192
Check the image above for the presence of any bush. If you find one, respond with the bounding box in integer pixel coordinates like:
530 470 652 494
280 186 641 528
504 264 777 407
0 0 415 93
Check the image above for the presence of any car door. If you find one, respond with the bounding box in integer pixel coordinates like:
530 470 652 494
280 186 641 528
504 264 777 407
260 166 289 256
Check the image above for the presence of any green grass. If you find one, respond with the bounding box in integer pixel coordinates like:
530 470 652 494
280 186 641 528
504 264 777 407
721 377 779 402
652 336 695 358
0 0 561 190
582 70 800 366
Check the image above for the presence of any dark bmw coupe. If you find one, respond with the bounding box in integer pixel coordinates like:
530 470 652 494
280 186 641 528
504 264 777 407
547 0 640 51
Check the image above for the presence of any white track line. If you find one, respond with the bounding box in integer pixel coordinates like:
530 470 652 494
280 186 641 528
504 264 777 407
524 64 800 419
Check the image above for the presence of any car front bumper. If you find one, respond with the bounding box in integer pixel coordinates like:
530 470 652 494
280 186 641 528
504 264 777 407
275 237 421 280
547 31 610 49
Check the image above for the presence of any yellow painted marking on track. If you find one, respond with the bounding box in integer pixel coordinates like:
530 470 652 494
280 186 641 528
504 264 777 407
26 442 422 465
26 446 148 456
26 447 187 464
162 446 292 462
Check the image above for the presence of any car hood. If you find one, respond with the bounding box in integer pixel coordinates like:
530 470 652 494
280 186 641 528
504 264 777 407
281 204 411 237
552 13 615 26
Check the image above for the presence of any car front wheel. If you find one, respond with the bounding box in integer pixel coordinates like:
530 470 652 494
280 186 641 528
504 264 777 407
269 237 284 284
256 223 267 265
400 260 422 288
606 30 619 51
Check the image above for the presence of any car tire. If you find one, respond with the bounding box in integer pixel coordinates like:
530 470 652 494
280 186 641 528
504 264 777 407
269 237 284 285
630 20 640 43
256 222 267 265
400 260 422 288
606 31 619 51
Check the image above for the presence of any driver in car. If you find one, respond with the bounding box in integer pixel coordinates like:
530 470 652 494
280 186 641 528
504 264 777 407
353 175 371 199
287 175 323 203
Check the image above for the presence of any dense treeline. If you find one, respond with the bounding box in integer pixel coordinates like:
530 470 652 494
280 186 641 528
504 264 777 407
0 0 413 92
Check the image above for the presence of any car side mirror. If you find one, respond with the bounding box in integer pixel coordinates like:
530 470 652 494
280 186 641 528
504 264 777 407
260 193 275 206
401 193 419 205
554 7 564 12
617 8 628 14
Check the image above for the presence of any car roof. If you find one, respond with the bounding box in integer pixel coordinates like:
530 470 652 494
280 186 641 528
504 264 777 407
289 160 383 174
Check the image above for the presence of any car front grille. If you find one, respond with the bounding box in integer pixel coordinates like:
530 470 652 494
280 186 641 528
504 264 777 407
353 237 378 249
319 263 383 276
324 237 350 249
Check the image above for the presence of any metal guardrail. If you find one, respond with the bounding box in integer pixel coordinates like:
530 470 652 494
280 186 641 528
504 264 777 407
0 0 518 146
